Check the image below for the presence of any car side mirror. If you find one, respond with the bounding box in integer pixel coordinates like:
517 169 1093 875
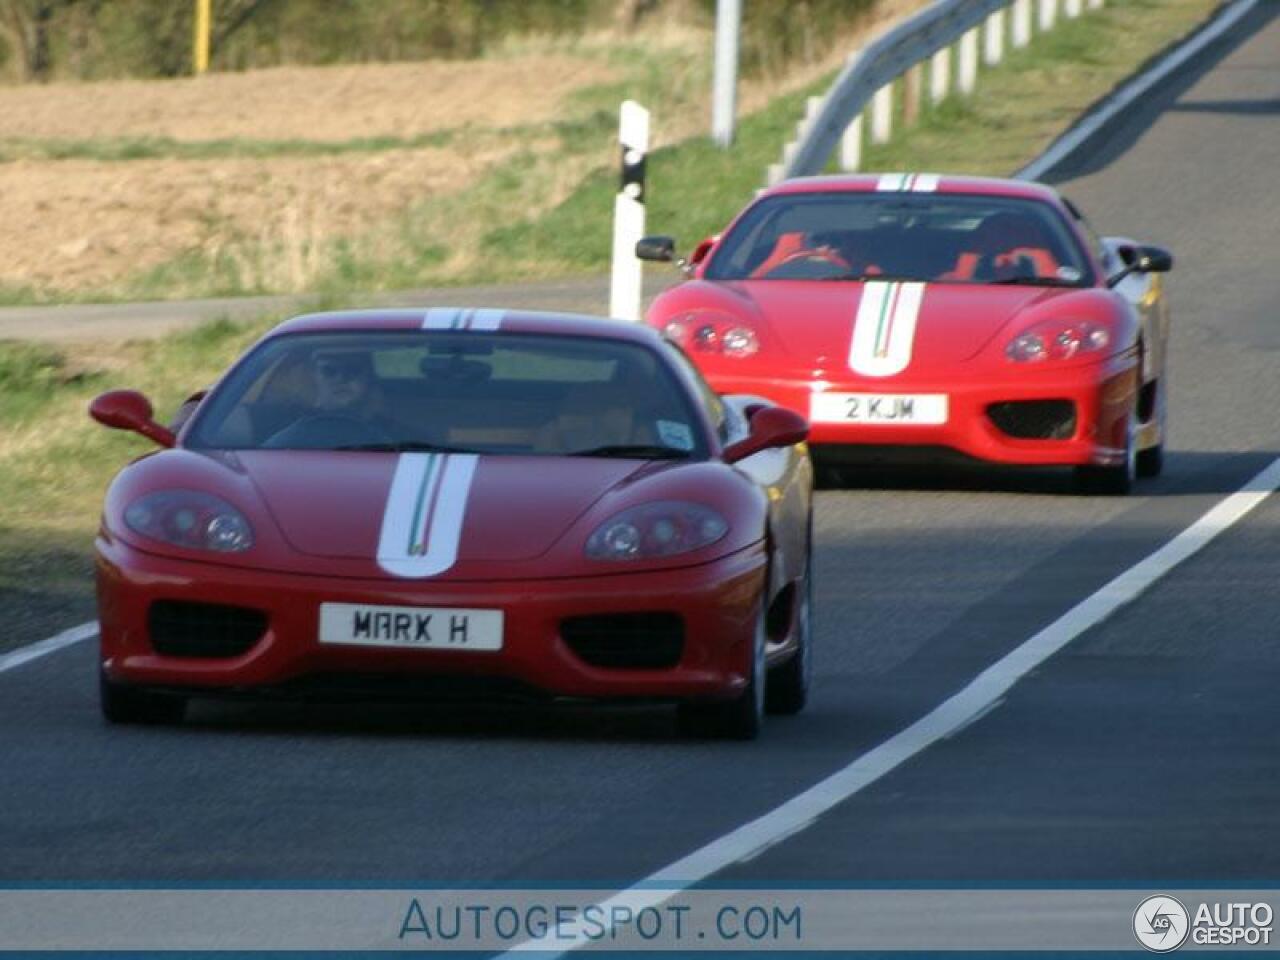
1108 244 1173 287
635 235 676 263
723 406 809 464
89 389 176 448
687 235 718 268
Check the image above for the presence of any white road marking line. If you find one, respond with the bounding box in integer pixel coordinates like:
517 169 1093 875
0 620 96 675
1017 0 1259 181
501 455 1280 956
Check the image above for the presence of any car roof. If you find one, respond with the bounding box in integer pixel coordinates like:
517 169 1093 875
268 308 664 345
761 173 1062 203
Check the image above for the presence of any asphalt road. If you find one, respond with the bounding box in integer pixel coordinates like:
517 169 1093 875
1 1 1278 945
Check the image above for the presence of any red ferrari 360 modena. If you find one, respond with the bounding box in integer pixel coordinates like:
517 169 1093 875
639 174 1173 493
90 309 813 739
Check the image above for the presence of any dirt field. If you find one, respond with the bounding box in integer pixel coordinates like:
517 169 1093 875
0 55 616 298
0 58 615 142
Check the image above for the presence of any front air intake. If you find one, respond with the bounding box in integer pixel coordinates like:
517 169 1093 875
148 600 267 658
560 613 685 670
987 399 1077 440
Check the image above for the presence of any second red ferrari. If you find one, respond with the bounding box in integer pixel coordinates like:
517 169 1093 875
639 174 1173 493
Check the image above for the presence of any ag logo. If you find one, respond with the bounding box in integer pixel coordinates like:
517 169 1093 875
1134 895 1190 952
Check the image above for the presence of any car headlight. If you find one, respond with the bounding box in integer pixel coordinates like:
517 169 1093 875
1006 319 1111 363
585 502 729 561
124 490 254 553
663 313 759 358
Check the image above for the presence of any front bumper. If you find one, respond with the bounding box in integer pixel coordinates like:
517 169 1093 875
710 359 1139 467
96 537 766 703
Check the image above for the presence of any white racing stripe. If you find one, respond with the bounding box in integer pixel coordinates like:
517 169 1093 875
876 173 939 192
377 453 480 578
421 308 504 331
848 281 926 377
499 455 1280 956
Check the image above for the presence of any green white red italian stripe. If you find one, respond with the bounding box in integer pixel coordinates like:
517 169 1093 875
876 173 939 193
422 308 504 331
377 453 480 578
848 281 927 377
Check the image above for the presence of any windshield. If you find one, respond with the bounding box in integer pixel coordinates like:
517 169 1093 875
186 331 708 459
705 191 1094 287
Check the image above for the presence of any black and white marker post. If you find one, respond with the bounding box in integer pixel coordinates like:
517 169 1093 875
609 100 650 323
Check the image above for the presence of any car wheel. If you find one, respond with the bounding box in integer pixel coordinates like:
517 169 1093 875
766 546 812 716
1074 412 1137 496
679 606 765 741
1136 380 1165 478
100 667 186 725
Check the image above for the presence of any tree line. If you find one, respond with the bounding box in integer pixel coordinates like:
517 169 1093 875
0 0 874 83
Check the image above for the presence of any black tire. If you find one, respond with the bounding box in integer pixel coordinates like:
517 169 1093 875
766 550 812 716
1136 442 1164 478
679 608 765 740
1136 380 1166 478
100 668 186 725
1074 413 1137 496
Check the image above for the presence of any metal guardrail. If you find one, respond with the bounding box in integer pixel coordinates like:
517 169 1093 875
770 0 1102 183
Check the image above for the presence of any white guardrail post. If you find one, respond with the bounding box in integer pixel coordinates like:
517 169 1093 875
871 84 894 143
931 45 952 103
958 28 979 93
1039 0 1058 32
768 0 1100 182
1013 0 1033 47
609 100 649 322
984 9 1005 65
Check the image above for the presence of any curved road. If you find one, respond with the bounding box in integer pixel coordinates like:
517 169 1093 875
1 0 1278 940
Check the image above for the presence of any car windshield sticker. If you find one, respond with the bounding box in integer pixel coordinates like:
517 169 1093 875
422 308 504 331
378 453 479 577
848 281 927 377
876 173 939 193
656 420 695 451
1057 265 1083 282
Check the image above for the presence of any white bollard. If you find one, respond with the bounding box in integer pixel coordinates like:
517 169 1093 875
609 100 649 323
958 29 979 95
1013 0 1033 47
984 10 1005 66
930 46 952 104
871 84 893 144
840 114 864 171
1039 0 1058 32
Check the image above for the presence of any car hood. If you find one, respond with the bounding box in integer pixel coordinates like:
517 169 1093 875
239 451 645 563
699 280 1076 370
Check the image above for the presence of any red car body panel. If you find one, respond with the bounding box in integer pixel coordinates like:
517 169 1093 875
93 310 813 708
645 174 1169 471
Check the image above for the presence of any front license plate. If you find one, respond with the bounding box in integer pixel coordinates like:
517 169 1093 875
318 603 503 651
810 392 949 425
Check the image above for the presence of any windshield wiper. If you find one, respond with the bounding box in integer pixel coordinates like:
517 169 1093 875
333 441 484 454
986 275 1080 287
813 272 927 283
567 444 691 460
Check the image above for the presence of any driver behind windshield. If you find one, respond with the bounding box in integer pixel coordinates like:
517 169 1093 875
263 349 398 448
